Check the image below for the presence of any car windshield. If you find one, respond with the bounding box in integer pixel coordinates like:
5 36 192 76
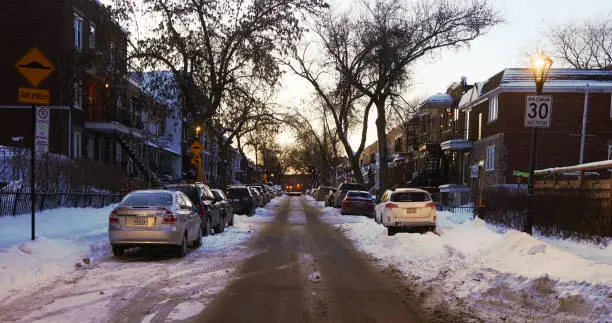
121 192 173 207
165 186 199 203
390 192 431 202
211 190 222 200
346 191 371 199
227 188 249 198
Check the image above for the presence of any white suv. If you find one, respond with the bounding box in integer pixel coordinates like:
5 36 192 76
374 188 437 236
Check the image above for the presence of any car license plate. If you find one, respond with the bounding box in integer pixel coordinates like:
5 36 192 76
232 199 240 202
132 217 150 225
404 208 417 214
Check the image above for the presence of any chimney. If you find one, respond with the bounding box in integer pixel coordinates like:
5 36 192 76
461 76 468 92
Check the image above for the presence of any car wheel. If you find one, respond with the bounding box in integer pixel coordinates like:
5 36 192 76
192 228 202 249
214 216 226 233
202 216 212 236
112 246 124 257
387 227 396 236
177 234 188 257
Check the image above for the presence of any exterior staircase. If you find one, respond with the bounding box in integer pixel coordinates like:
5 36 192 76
114 133 163 187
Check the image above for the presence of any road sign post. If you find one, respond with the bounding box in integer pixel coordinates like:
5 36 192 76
16 48 55 242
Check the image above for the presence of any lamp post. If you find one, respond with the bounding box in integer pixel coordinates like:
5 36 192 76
525 51 553 235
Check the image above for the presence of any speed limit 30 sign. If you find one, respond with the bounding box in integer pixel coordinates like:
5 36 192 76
525 95 552 128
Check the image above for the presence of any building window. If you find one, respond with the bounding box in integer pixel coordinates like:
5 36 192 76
99 137 106 163
465 110 470 140
486 145 495 171
89 23 95 49
73 129 82 159
478 113 483 140
608 145 612 160
489 95 498 122
394 137 402 153
73 80 83 109
74 14 83 50
87 135 94 159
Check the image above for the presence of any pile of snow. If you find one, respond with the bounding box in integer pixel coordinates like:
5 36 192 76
320 207 612 321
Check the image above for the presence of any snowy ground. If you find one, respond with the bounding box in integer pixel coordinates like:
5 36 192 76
318 204 612 322
0 196 285 322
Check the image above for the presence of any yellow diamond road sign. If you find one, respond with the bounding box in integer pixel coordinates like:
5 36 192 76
15 48 55 87
190 142 204 155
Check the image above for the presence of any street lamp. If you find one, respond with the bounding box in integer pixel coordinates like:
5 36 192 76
525 50 553 235
195 125 201 137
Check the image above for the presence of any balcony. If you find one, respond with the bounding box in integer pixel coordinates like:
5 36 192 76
440 125 472 151
85 103 143 137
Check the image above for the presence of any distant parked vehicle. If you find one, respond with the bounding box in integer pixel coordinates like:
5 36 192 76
211 189 234 227
164 182 224 235
108 190 202 257
315 186 335 201
249 186 264 207
333 183 369 207
341 190 375 217
248 185 269 204
374 188 437 236
226 186 256 216
324 189 337 207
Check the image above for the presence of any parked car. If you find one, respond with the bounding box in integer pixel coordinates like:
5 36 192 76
341 190 375 217
226 185 256 216
211 189 234 227
164 182 224 236
333 183 369 207
315 186 335 201
108 190 202 257
324 188 337 207
249 185 269 204
249 186 264 207
374 188 437 236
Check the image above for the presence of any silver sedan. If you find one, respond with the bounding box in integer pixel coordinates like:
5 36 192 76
108 190 202 257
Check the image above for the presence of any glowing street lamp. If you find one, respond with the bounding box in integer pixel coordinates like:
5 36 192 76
524 50 553 235
195 125 201 137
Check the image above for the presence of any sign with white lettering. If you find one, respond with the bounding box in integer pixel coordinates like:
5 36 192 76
35 106 49 153
525 95 552 128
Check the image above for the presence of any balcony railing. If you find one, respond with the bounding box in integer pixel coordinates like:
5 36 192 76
86 103 143 129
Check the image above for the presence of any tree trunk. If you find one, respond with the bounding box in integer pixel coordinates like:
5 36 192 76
375 99 388 192
350 156 364 184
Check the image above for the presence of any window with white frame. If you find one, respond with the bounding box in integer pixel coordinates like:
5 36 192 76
73 129 82 159
489 95 498 121
73 80 82 109
465 110 470 140
74 14 83 50
89 23 95 49
486 145 495 171
478 113 483 140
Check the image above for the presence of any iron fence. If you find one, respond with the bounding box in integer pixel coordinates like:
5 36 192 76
0 192 123 217
436 204 476 216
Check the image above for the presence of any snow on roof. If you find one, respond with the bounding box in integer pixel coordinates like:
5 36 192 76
497 68 612 93
458 83 482 108
421 93 454 109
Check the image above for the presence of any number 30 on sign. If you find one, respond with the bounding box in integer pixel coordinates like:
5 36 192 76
525 95 552 128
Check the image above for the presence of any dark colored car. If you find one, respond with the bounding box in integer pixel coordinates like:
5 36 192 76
325 188 337 207
340 190 375 217
211 189 234 227
163 183 225 236
226 185 256 216
333 183 370 207
249 185 270 204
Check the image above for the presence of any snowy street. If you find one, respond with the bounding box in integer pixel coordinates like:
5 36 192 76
0 196 611 322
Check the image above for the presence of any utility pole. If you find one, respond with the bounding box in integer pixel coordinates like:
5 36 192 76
579 84 590 164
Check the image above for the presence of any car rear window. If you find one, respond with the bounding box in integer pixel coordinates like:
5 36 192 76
122 192 173 207
339 184 368 192
227 188 249 198
165 187 200 203
390 192 431 202
346 191 371 199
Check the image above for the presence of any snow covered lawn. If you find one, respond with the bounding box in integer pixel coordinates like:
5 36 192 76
0 196 285 305
320 207 612 322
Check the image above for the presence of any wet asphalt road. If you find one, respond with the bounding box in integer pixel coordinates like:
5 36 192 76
193 197 421 323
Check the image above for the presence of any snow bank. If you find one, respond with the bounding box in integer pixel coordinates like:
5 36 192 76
321 207 612 321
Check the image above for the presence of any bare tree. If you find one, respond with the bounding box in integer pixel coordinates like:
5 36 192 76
326 0 501 191
548 13 612 69
110 0 328 124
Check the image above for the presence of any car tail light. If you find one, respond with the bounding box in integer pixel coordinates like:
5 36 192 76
425 202 436 208
433 214 437 222
343 198 352 204
109 210 119 224
198 202 207 216
163 209 177 223
385 203 398 209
